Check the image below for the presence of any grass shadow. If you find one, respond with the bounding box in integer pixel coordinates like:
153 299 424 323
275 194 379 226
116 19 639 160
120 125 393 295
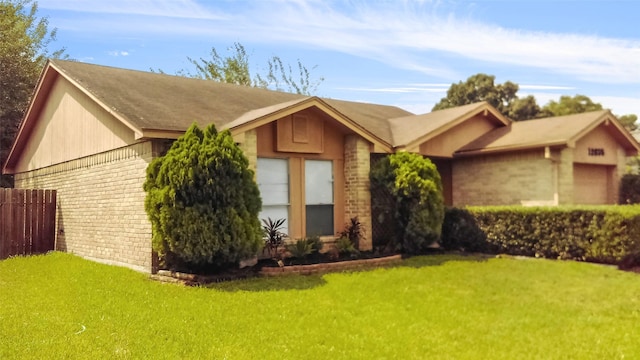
205 252 491 292
396 252 492 269
205 273 327 292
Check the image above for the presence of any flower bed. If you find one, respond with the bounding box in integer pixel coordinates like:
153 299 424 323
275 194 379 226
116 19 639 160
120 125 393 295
151 254 404 285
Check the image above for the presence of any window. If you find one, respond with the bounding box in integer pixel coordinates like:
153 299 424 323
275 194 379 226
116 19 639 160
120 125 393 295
257 158 289 235
305 160 333 236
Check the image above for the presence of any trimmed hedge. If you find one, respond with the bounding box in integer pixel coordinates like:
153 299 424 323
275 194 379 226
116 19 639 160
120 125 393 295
441 206 640 265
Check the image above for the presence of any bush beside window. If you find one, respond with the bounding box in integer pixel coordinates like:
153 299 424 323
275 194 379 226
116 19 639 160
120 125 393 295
143 124 263 271
370 152 445 254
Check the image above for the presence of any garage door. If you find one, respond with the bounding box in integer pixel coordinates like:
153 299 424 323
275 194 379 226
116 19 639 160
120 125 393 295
573 164 611 204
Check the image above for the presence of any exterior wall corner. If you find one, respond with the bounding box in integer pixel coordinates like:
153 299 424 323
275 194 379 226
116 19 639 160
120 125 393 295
344 135 372 251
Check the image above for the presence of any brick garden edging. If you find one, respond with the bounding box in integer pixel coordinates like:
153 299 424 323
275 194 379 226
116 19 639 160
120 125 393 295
150 254 404 285
259 254 403 277
150 269 256 285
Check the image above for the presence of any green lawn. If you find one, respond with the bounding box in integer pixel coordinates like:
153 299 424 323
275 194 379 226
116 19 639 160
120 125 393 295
1 252 639 359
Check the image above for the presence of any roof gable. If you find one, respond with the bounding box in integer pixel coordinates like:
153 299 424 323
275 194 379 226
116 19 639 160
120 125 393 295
456 110 640 156
388 102 510 149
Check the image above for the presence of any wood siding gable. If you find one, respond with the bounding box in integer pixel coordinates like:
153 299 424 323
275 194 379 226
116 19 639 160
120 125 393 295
13 76 137 173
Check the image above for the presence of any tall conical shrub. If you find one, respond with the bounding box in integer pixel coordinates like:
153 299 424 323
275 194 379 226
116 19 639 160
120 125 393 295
144 123 262 269
370 152 445 254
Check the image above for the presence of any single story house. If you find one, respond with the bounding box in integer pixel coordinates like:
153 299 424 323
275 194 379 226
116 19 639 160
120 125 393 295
3 60 639 272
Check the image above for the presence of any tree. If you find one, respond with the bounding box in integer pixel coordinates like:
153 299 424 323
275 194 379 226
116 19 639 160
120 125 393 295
179 42 252 86
539 94 604 117
505 95 541 122
370 152 445 255
165 42 323 95
143 123 263 270
615 114 637 132
0 0 64 187
540 95 637 132
434 74 638 130
432 73 525 118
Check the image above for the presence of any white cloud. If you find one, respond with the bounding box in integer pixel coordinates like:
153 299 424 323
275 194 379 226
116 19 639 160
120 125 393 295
38 0 225 20
336 86 448 94
40 0 640 85
590 95 640 117
519 85 576 91
228 1 640 83
107 50 130 57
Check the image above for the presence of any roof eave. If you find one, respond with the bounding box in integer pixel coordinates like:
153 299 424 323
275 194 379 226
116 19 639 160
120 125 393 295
138 129 186 140
454 141 568 157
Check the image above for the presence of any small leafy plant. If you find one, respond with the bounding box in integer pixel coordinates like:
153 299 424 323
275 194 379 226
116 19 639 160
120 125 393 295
338 216 365 249
262 217 287 258
286 238 314 259
306 236 324 254
335 236 359 257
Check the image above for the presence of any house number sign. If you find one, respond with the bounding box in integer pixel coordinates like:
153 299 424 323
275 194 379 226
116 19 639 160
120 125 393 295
588 147 605 156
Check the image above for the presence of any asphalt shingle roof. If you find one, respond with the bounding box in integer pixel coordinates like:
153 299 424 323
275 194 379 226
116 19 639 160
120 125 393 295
457 110 611 154
51 59 412 143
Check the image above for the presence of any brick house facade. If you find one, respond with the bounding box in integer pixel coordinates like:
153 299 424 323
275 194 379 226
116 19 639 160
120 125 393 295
3 60 638 272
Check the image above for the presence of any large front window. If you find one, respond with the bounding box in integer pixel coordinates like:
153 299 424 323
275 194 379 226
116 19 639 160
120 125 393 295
305 160 334 236
257 158 289 235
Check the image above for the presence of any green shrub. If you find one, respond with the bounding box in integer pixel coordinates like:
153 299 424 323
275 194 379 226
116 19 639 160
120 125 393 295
285 238 314 259
370 152 445 254
441 207 490 252
335 236 359 256
467 205 640 264
143 123 263 270
619 174 640 204
306 236 324 254
618 251 640 271
338 217 365 250
261 217 287 258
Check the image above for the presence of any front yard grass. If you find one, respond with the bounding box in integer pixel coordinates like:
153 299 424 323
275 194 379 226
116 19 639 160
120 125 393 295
1 252 639 359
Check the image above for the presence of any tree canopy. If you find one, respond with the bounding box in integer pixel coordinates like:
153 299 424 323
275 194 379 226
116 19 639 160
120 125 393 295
540 95 603 117
433 73 637 131
432 74 525 119
161 42 324 96
0 0 64 187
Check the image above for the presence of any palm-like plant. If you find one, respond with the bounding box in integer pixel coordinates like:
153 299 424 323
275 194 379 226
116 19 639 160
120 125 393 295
261 217 287 258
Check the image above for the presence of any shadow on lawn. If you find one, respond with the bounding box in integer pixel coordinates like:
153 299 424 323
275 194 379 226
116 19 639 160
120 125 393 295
397 252 492 269
205 274 328 292
204 253 491 292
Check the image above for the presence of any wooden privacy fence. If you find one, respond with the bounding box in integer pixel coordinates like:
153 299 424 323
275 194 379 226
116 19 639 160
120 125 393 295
0 189 57 260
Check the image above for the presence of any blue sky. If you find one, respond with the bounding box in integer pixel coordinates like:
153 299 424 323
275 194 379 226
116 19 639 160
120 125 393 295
36 0 640 117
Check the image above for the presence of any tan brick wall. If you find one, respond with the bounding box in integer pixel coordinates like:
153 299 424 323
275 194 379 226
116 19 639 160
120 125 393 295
452 149 555 206
344 135 372 250
14 141 157 272
238 129 257 177
557 148 574 205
